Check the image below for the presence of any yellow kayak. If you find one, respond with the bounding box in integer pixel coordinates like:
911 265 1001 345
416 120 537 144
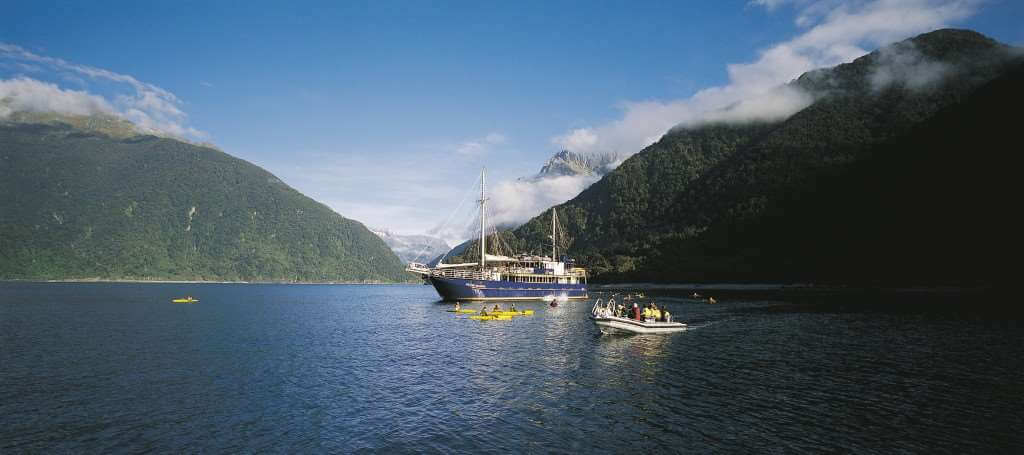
469 315 514 321
491 310 534 316
171 297 199 304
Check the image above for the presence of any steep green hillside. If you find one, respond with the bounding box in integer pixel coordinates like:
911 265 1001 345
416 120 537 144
642 60 1022 284
464 29 1020 284
0 122 409 282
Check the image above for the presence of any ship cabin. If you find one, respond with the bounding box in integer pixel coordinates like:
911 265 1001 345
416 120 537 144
498 254 588 285
409 254 587 284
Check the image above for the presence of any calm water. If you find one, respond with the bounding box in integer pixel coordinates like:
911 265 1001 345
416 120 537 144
1 283 1021 452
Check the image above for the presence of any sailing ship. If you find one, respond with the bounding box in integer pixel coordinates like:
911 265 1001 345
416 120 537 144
406 169 588 301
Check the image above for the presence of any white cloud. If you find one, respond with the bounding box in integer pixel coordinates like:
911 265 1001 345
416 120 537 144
484 132 506 144
455 141 486 156
415 171 602 247
700 85 815 125
0 77 115 118
554 0 980 158
869 41 952 91
748 0 794 11
267 148 481 242
454 131 507 156
552 128 598 152
487 174 601 231
0 42 207 140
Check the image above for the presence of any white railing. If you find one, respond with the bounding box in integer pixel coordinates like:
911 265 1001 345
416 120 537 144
426 265 586 283
406 263 431 275
431 268 490 280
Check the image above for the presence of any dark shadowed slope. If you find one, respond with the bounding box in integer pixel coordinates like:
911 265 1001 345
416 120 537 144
465 29 1020 285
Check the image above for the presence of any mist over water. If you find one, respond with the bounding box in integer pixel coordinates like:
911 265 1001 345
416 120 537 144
1 283 1020 452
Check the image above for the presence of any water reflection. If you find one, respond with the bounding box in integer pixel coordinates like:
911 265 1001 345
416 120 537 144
4 283 1021 452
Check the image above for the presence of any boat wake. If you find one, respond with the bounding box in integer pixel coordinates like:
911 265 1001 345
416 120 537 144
680 320 717 331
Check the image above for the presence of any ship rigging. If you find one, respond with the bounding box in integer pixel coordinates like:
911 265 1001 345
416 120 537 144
406 168 588 301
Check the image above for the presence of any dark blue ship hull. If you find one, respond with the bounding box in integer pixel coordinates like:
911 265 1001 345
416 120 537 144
429 276 588 301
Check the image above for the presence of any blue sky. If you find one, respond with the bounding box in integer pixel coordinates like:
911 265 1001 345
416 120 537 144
2 0 1022 240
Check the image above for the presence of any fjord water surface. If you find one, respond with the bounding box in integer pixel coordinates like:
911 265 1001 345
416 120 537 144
1 283 1020 452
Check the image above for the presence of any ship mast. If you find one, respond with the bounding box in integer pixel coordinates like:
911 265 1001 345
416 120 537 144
552 208 556 261
479 168 487 271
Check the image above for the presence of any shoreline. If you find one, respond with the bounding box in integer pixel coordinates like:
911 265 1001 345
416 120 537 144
594 282 995 295
1 279 419 285
2 279 993 294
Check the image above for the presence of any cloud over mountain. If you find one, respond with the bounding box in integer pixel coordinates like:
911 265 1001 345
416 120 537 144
552 0 979 158
488 0 982 247
0 77 114 118
0 43 206 140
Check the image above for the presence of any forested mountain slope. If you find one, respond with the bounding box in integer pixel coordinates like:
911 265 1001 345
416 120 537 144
463 29 1020 284
0 121 409 282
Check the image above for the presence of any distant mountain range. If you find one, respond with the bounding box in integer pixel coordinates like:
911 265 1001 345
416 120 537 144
399 149 616 263
533 150 620 179
452 29 1022 285
371 229 449 264
0 114 410 282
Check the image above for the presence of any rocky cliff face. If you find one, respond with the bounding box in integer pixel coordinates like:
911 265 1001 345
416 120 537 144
534 150 620 179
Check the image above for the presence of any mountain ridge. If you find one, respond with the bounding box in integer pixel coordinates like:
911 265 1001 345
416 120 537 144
0 121 411 282
534 150 620 179
371 228 450 265
453 28 1021 285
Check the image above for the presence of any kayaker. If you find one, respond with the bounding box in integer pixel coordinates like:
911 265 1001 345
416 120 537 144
493 304 500 312
455 302 461 311
510 303 516 312
653 305 662 322
662 305 671 323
